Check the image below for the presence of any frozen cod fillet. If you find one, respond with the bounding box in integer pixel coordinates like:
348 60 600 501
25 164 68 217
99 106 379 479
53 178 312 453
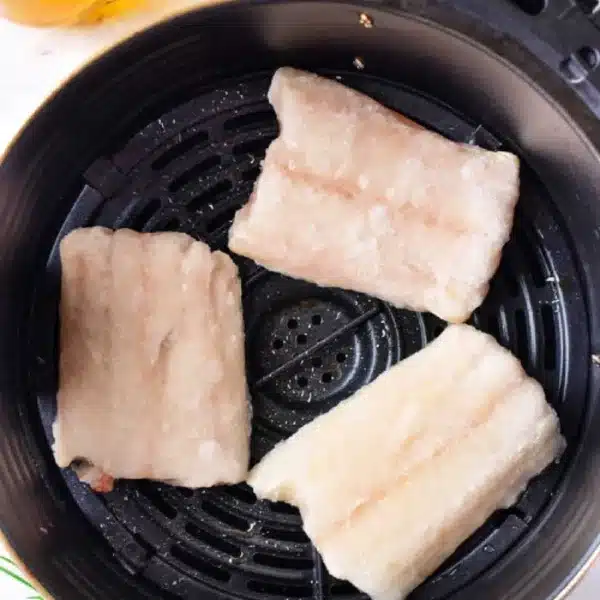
53 227 250 491
229 68 520 323
248 325 565 600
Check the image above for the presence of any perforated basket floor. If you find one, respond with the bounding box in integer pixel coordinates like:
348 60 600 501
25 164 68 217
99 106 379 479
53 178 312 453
31 70 587 600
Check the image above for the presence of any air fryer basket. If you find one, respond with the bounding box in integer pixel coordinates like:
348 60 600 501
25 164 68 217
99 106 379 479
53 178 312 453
2 1 600 599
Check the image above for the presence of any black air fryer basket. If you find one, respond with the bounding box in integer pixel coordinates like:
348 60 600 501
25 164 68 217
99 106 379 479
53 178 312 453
2 1 600 599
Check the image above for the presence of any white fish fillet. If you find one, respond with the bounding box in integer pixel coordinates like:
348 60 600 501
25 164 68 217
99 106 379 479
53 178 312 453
53 227 250 491
229 68 520 323
248 324 565 600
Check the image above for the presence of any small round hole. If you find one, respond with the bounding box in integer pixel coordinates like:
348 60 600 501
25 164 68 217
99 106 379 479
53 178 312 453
312 315 322 325
336 352 347 363
579 46 599 69
312 357 323 368
508 0 546 16
297 376 308 388
272 338 284 350
322 372 333 383
288 318 298 329
297 334 307 345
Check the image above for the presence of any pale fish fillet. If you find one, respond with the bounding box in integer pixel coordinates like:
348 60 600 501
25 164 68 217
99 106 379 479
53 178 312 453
248 324 565 600
229 68 520 323
53 227 250 491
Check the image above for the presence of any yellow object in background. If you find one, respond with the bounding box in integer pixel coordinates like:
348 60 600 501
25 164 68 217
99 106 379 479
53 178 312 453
0 0 147 26
79 0 148 24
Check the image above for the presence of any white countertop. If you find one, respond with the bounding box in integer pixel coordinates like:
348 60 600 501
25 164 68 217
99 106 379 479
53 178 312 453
0 3 598 599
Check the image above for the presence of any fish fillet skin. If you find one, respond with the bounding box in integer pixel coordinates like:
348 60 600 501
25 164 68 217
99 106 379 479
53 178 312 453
53 227 250 491
229 68 520 323
248 325 565 600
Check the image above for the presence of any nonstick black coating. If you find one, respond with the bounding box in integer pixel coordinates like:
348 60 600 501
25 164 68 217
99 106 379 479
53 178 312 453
30 68 586 600
3 2 600 600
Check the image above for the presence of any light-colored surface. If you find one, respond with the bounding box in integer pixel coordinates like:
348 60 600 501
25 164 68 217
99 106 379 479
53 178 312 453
55 228 249 489
0 0 218 152
0 5 599 600
249 325 565 600
230 68 520 323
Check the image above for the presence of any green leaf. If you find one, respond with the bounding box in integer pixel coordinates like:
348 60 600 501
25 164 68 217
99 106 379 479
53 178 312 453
0 563 37 591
